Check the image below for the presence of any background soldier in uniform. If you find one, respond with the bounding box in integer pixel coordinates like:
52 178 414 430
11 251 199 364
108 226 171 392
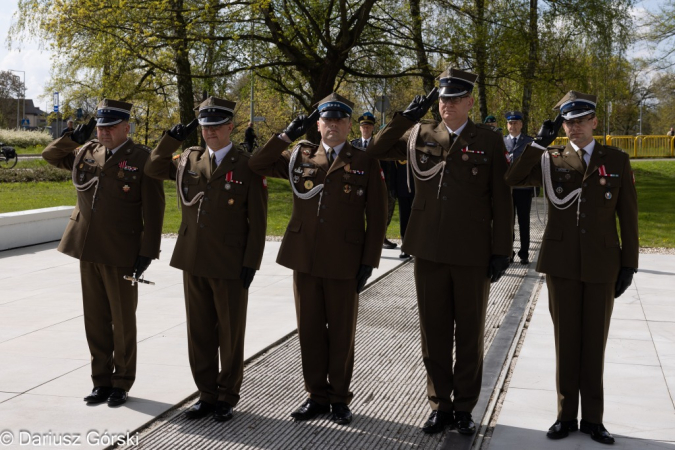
351 112 397 250
367 69 513 435
42 99 165 407
145 97 268 422
506 91 639 445
503 111 535 264
249 93 387 425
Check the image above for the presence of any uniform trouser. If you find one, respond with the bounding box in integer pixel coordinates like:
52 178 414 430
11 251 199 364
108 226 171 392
183 272 248 406
80 261 138 391
414 258 490 413
547 275 614 423
512 189 533 259
386 191 396 227
293 271 359 405
398 197 413 238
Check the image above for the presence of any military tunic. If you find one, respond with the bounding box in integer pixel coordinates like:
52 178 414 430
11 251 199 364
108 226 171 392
145 133 267 405
505 142 638 422
249 136 387 404
42 135 165 391
367 113 513 414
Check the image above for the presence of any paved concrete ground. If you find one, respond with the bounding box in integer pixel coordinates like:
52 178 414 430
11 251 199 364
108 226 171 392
487 253 675 449
0 239 405 449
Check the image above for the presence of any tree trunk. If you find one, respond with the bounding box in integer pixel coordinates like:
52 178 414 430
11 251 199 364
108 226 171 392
473 0 488 121
172 0 197 148
409 0 439 121
521 0 539 136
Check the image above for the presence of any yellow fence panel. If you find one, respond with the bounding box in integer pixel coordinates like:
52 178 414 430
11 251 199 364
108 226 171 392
552 137 569 146
606 136 636 156
637 136 673 157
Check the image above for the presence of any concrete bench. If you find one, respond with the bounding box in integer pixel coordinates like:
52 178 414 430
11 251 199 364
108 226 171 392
0 206 73 251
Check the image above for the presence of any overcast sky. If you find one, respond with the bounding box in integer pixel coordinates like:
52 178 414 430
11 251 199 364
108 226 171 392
0 0 667 110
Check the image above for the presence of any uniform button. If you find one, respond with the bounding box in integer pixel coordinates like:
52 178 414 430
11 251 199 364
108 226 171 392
442 183 447 187
444 169 449 174
580 213 586 218
583 183 587 187
581 229 586 233
207 185 212 190
448 158 452 161
321 205 326 209
204 197 209 201
200 223 205 228
581 198 586 203
319 218 324 223
442 196 447 201
100 173 105 177
326 179 331 183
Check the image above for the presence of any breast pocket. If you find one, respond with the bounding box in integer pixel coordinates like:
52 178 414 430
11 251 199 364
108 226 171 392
551 171 581 196
181 173 202 201
594 177 620 208
75 163 97 184
219 183 246 209
339 180 367 205
458 154 491 186
415 147 442 170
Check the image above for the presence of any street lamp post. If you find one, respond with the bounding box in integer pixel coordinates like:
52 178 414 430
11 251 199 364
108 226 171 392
9 70 26 129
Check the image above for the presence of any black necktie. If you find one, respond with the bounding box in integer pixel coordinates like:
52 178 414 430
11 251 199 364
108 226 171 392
363 139 368 148
105 149 112 161
328 148 335 165
210 153 217 175
513 136 518 147
579 148 588 172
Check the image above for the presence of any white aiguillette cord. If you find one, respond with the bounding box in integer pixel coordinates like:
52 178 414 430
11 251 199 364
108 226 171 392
71 144 100 210
288 142 325 215
176 148 205 223
406 122 446 198
540 150 582 225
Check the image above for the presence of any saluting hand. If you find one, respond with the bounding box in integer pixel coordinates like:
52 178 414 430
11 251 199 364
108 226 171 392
167 119 198 142
70 118 96 145
402 87 439 122
534 114 563 148
282 109 321 142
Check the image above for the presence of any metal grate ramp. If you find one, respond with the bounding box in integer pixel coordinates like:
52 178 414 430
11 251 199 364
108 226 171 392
127 199 546 450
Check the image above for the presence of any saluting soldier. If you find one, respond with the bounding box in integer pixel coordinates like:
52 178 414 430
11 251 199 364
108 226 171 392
249 93 387 425
367 68 513 435
503 110 535 264
505 91 639 445
42 99 165 407
145 97 268 422
351 112 397 250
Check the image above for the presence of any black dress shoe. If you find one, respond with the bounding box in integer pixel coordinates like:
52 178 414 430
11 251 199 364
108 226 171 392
184 400 216 420
547 419 578 439
106 388 128 407
290 398 330 421
399 251 411 259
580 420 615 445
383 239 397 250
331 403 352 425
213 401 234 422
520 258 529 264
422 410 454 434
84 386 113 404
455 411 476 435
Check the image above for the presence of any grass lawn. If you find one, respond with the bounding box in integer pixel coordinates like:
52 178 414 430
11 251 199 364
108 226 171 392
3 160 669 246
0 175 403 238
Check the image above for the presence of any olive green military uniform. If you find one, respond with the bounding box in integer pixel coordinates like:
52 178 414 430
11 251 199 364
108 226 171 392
505 142 639 423
248 136 387 405
145 134 267 406
42 136 165 391
367 113 513 414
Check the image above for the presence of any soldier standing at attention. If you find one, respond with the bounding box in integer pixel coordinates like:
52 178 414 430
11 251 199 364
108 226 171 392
249 93 387 425
503 111 535 264
351 112 397 250
506 91 639 445
42 99 165 407
145 97 268 422
367 68 513 435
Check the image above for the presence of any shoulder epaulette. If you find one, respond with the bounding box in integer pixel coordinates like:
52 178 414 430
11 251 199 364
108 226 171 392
131 143 152 153
547 145 565 151
297 139 319 148
184 146 204 153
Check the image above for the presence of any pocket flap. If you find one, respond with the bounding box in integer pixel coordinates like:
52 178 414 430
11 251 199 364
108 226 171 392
223 234 245 247
412 199 426 211
605 234 620 247
287 220 302 233
178 222 187 236
345 229 365 244
544 227 563 241
70 210 80 221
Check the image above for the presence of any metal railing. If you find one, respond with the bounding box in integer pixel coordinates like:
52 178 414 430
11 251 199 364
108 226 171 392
552 135 675 157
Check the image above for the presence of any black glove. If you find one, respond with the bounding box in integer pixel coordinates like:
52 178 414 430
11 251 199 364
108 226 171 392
534 114 564 148
240 266 257 290
167 118 198 141
615 267 637 298
356 265 374 294
70 118 96 145
283 109 320 141
488 255 510 283
402 87 439 122
133 255 152 278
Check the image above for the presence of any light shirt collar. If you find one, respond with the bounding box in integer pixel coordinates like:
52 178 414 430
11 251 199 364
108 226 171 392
322 141 346 155
569 139 595 165
208 142 234 166
510 134 521 140
108 139 129 154
444 119 469 137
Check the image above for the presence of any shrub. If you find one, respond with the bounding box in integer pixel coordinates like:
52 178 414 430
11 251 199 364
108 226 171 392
0 128 53 148
0 165 71 183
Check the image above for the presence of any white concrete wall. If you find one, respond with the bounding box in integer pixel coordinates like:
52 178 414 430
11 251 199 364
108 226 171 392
0 206 73 251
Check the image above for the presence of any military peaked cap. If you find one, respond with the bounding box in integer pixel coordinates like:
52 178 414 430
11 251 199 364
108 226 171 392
195 96 236 126
554 91 597 120
437 68 478 97
96 99 133 127
505 111 523 121
314 93 354 119
358 112 376 125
